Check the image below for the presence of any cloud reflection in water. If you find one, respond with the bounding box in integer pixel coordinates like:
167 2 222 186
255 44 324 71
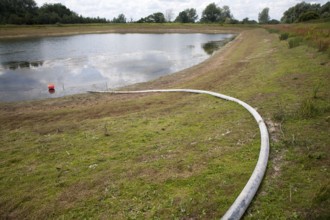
0 33 233 102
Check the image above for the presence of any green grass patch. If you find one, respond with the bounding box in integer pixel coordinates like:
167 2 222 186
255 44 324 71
0 26 329 219
266 28 280 34
0 93 259 218
279 32 289 41
288 36 304 48
296 98 330 119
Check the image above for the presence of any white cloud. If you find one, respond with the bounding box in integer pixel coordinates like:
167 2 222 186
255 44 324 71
34 0 329 21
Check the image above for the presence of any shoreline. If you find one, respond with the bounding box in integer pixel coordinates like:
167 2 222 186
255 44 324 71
0 23 244 39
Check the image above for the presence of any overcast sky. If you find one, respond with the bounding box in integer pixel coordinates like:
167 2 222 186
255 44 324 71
34 0 329 21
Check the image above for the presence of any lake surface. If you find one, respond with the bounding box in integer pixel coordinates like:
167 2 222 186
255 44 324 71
0 33 233 102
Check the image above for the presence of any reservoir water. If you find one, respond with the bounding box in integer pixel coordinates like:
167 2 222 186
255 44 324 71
0 33 233 102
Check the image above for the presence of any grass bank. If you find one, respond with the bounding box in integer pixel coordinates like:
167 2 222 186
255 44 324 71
0 24 329 219
264 22 330 56
0 23 246 39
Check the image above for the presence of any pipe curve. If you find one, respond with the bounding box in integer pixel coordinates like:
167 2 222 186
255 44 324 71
88 89 269 220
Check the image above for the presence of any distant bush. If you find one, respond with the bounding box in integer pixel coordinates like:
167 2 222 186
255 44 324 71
268 19 280 24
288 37 303 48
298 11 320 22
279 33 289 41
267 29 280 34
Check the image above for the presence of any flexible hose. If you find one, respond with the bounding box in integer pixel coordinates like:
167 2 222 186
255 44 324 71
88 89 269 220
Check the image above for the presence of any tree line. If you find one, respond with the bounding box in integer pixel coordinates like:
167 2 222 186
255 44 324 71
281 1 330 23
113 2 330 24
1 0 329 25
0 0 108 24
258 1 330 24
117 3 253 24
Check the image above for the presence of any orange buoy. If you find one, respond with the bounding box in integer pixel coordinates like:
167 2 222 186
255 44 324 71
48 83 55 90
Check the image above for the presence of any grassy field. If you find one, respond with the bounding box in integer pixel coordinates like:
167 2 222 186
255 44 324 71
0 24 329 219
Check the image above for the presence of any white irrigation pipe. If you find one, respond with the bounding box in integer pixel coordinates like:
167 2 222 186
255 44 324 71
88 89 269 220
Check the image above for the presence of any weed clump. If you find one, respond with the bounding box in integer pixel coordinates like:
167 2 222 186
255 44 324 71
296 98 330 119
279 33 289 41
104 123 110 136
294 83 329 119
306 183 330 219
273 109 286 122
273 103 286 122
313 184 330 204
288 37 303 48
312 83 322 99
318 39 329 52
298 99 319 118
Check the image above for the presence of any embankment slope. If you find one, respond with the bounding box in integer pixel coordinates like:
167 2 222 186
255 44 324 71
0 27 329 219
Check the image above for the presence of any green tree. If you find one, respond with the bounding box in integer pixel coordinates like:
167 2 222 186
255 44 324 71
258 7 270 24
8 14 23 24
37 3 78 24
281 2 321 23
39 3 73 17
175 8 198 23
298 11 320 22
138 12 165 23
152 12 165 23
320 2 330 18
0 0 38 24
241 17 257 24
221 6 232 21
268 19 280 24
175 11 189 23
112 14 126 23
201 3 222 22
201 3 233 23
0 0 108 24
321 2 330 13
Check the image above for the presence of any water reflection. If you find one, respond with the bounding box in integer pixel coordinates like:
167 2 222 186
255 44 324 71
202 38 233 55
0 33 234 102
2 60 44 69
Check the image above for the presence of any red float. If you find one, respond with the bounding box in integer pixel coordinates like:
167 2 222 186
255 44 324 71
48 83 55 94
48 83 55 90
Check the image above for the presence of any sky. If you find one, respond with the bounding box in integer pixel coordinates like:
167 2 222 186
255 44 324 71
34 0 329 21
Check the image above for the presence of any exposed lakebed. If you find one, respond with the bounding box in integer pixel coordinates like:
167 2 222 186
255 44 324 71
0 33 234 102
